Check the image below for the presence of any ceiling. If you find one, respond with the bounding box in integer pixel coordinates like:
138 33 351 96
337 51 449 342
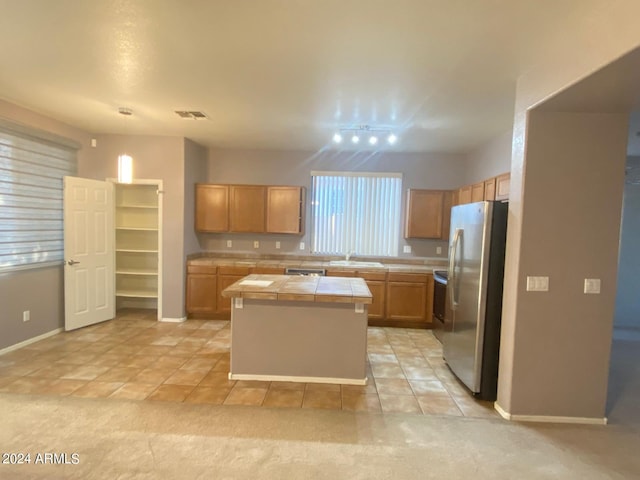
0 1 590 153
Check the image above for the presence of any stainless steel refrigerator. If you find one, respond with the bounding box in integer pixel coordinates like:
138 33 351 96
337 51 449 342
443 201 508 401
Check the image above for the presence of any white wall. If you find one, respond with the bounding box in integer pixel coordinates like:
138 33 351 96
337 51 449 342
497 0 640 419
0 100 95 350
464 130 513 185
615 156 640 330
203 148 466 258
79 134 189 320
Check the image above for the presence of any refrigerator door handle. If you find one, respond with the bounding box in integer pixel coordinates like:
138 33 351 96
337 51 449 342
448 228 462 311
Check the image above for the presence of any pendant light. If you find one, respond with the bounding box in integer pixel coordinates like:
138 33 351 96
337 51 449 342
117 107 133 183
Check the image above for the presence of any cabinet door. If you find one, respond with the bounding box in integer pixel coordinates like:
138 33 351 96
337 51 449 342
229 185 266 232
365 280 386 320
385 282 427 322
495 173 510 201
405 189 444 239
458 185 472 204
484 178 496 201
216 274 244 315
186 273 217 315
195 184 229 232
471 182 485 202
266 186 304 234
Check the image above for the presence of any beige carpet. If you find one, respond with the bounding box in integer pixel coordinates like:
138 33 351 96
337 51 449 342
1 392 638 479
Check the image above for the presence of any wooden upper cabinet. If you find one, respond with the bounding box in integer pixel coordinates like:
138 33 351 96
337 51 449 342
266 186 304 234
229 185 266 232
471 182 485 202
405 189 446 239
495 173 510 201
458 185 472 205
195 184 229 232
484 177 496 201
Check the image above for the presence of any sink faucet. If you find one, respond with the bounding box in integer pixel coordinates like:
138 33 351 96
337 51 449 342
345 250 355 261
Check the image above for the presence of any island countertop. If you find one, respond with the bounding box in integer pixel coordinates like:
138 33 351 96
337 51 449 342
221 274 373 304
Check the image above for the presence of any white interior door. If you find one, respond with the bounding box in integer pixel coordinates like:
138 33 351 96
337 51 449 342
63 176 115 331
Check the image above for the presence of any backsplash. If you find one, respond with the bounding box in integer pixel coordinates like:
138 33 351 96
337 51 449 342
196 232 448 259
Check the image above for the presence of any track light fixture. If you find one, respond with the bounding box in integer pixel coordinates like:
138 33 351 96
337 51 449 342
332 125 398 147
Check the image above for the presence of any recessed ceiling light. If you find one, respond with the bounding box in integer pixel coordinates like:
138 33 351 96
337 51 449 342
387 133 398 145
333 133 343 143
369 135 378 145
351 134 360 144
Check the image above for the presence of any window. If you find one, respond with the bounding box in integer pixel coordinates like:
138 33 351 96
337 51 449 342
311 171 402 257
0 120 78 272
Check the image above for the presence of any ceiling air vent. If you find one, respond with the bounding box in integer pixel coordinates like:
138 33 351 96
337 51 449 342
175 110 208 119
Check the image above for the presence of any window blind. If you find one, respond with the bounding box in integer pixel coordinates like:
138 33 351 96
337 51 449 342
0 124 77 272
311 171 402 257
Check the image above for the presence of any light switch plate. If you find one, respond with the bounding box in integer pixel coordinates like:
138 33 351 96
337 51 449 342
526 276 549 292
403 245 411 253
226 240 232 248
355 303 364 314
275 241 281 249
584 278 601 294
436 246 442 255
234 298 243 309
253 241 259 249
299 242 305 250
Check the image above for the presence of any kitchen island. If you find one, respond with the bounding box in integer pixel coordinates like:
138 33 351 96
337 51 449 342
222 274 372 385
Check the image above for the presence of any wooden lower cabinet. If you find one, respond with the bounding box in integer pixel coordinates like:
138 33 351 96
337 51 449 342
186 265 217 316
216 266 251 316
384 273 433 327
186 263 435 328
358 271 386 321
386 281 427 322
365 280 386 320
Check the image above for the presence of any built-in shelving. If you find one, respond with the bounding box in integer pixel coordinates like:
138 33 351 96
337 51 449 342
115 183 160 313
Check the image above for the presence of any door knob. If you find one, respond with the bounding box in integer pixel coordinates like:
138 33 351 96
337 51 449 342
67 260 80 266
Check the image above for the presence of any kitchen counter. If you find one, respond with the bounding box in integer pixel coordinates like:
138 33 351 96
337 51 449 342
188 254 446 274
221 274 372 304
223 274 370 385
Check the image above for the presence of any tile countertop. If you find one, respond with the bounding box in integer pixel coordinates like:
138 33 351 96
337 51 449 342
221 274 373 304
188 255 447 274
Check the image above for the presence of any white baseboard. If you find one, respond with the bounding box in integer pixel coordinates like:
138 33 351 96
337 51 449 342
159 317 186 323
494 402 607 425
229 372 368 386
0 328 63 356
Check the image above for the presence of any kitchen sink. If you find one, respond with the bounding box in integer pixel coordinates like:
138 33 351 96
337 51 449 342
328 260 384 267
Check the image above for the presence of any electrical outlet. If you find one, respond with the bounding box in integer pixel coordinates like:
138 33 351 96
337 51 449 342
226 240 232 248
23 310 30 322
275 241 281 249
526 276 549 292
584 278 601 294
253 241 259 249
403 245 411 253
436 246 442 255
299 242 305 250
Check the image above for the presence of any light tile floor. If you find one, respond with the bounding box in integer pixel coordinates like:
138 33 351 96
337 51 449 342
0 309 497 418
